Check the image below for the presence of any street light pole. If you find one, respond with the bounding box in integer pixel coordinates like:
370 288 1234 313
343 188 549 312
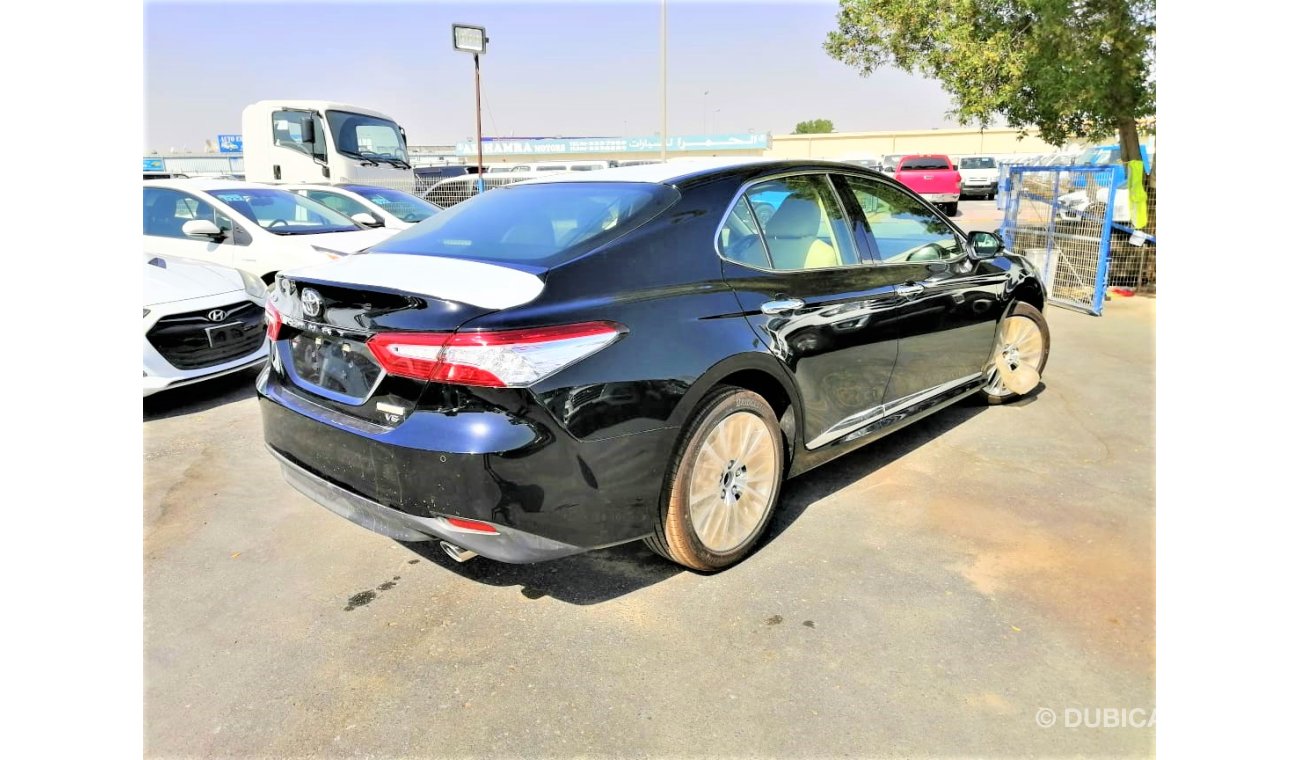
452 23 489 191
474 53 484 192
660 0 667 162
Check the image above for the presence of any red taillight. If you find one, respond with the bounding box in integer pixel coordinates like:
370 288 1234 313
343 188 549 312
444 517 499 534
265 300 282 340
368 332 451 380
367 322 623 387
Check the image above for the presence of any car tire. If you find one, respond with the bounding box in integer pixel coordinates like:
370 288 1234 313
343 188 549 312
645 387 785 572
945 202 959 216
981 302 1051 405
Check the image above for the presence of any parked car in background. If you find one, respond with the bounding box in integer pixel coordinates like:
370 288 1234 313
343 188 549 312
893 155 961 215
414 165 471 195
881 154 904 173
957 156 999 200
286 184 441 230
143 180 399 282
143 253 269 396
260 159 1049 571
837 154 884 172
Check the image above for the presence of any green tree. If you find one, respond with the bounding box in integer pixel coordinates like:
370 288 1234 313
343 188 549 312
824 0 1154 169
793 118 835 134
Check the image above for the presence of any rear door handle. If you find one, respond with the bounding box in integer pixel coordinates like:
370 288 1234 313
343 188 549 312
895 283 925 299
760 298 805 315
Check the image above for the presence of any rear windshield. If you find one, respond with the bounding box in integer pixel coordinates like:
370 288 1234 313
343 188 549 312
372 182 679 266
960 157 996 169
899 157 952 171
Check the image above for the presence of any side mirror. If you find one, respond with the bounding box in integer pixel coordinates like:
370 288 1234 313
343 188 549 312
300 120 316 145
351 212 382 227
969 230 1005 259
181 219 223 238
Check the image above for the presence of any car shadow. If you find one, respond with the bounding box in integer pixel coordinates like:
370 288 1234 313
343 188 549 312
401 538 681 606
760 401 989 549
142 366 262 421
398 386 1050 605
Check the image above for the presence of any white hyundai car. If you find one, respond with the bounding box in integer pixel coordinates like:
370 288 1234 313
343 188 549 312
143 253 270 397
143 179 399 282
285 184 442 231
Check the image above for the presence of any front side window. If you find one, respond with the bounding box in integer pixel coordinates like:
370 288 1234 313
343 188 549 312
326 110 409 166
729 174 853 271
143 187 234 240
340 185 439 223
375 182 678 265
272 110 327 162
845 177 964 263
205 188 360 236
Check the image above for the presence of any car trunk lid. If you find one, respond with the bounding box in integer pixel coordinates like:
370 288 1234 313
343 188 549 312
268 253 546 425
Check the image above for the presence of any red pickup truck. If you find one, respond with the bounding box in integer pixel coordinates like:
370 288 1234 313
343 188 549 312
892 155 961 216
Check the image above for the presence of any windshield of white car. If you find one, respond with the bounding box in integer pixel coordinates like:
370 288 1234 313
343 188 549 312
340 185 440 222
960 157 996 169
325 110 410 168
206 188 362 236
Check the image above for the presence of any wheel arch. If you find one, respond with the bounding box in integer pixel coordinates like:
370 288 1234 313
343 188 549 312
669 353 803 464
1011 275 1046 312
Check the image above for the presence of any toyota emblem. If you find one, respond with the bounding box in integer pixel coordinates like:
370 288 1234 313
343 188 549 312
207 309 226 322
301 288 323 318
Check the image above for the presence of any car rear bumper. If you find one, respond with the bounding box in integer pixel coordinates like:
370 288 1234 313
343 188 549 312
258 371 676 561
921 193 959 203
269 446 585 562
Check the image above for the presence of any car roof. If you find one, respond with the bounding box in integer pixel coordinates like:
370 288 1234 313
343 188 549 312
143 178 282 193
512 157 863 187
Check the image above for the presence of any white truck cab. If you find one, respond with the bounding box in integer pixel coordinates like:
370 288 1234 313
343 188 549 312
241 100 414 186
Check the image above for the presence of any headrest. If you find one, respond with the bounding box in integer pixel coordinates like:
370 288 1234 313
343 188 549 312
764 197 823 238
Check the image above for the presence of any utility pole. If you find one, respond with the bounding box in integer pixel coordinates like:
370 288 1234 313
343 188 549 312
660 0 668 162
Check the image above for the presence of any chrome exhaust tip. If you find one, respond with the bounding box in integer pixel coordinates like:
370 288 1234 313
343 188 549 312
439 541 478 563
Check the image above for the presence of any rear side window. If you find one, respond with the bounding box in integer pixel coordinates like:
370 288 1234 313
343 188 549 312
898 157 951 171
718 174 855 271
374 182 679 265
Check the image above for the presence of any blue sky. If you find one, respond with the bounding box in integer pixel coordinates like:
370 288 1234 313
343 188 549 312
144 0 962 150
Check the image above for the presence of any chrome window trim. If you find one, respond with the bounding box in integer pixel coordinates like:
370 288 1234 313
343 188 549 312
840 173 974 267
712 170 865 274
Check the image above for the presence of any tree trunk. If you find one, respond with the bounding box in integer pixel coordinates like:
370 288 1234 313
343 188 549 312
1118 117 1142 167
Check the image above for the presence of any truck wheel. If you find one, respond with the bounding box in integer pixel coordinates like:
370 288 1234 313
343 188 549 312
981 302 1051 405
945 202 959 216
645 387 784 572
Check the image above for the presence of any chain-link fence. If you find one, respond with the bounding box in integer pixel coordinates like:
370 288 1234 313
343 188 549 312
1000 164 1155 315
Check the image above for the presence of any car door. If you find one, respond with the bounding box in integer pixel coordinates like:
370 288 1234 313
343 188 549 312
840 174 1008 406
719 172 905 450
143 187 244 267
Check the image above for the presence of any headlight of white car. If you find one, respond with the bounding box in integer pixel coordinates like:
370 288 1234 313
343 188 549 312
239 269 267 300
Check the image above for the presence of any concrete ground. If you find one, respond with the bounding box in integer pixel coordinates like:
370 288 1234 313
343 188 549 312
144 220 1154 757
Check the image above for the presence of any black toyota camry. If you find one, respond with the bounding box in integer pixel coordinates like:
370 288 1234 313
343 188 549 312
259 159 1049 571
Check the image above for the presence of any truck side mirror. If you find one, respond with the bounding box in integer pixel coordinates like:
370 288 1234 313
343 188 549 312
300 120 316 145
